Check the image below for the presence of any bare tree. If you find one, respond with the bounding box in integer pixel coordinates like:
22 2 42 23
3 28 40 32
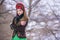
28 0 32 17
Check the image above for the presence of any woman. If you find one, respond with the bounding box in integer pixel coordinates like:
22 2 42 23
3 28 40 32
10 3 28 40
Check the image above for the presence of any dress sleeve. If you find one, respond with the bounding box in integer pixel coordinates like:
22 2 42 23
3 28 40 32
10 17 17 30
25 20 28 27
20 19 28 27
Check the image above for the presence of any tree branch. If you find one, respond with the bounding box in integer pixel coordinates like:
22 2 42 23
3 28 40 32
0 0 5 5
31 0 40 8
28 0 32 17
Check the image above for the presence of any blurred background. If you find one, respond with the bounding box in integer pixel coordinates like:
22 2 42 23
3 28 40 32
0 0 60 40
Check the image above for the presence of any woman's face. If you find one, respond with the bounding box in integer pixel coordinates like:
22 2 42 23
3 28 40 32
17 9 23 16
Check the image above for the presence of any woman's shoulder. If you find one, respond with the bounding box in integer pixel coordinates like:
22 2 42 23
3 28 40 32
13 16 17 21
13 16 18 19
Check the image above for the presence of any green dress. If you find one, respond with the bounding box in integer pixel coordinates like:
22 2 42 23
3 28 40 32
11 34 27 40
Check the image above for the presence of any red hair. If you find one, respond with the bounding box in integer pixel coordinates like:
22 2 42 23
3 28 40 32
16 3 24 10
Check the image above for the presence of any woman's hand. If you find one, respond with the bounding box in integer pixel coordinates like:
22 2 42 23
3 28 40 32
20 21 26 26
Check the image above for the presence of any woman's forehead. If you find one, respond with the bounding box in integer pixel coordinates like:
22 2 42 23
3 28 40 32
17 9 23 10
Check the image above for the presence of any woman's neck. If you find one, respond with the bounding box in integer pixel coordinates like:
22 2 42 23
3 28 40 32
17 13 24 19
